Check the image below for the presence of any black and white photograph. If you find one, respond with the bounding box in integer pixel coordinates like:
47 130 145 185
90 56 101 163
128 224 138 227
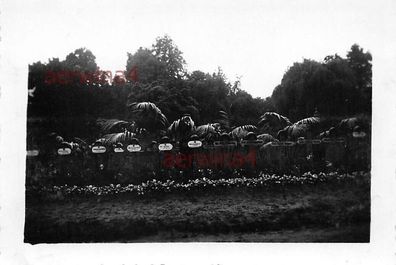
1 0 396 264
24 38 372 243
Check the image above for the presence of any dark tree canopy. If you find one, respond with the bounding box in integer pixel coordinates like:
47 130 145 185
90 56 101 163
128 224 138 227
27 38 371 142
151 35 186 79
347 44 372 113
64 48 98 72
271 44 372 120
126 47 168 84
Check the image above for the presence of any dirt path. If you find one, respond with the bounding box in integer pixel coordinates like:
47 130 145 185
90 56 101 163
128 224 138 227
128 224 370 242
25 183 370 243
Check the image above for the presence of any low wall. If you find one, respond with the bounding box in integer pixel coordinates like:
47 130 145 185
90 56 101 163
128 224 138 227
26 137 371 184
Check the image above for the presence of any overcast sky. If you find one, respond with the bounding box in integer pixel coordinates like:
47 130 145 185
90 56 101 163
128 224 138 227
3 0 391 98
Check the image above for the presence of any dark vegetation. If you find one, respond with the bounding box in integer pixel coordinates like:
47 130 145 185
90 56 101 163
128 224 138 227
25 172 370 243
27 35 371 143
25 36 372 243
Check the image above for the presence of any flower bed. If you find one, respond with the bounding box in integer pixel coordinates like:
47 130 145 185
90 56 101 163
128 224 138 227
27 171 370 199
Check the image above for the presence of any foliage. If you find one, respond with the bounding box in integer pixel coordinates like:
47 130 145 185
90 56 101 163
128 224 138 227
167 115 195 141
126 47 168 84
217 110 231 131
101 131 137 146
96 119 134 135
258 112 292 136
64 48 98 73
229 125 257 140
27 38 371 144
128 101 169 132
151 35 187 79
27 171 369 198
194 123 221 142
347 44 372 113
271 44 372 120
257 133 278 144
277 116 323 140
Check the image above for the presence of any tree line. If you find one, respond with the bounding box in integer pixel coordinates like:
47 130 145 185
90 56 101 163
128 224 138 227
27 35 371 139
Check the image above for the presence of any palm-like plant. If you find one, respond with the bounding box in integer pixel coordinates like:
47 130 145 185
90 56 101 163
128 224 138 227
96 119 135 135
277 116 322 141
229 125 257 140
101 130 138 146
216 110 230 131
293 116 321 126
128 102 169 133
257 112 291 136
167 115 195 141
320 117 369 138
257 133 279 144
194 123 221 142
93 101 167 147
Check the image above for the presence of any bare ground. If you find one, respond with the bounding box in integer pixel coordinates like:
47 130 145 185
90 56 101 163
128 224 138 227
25 182 370 243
